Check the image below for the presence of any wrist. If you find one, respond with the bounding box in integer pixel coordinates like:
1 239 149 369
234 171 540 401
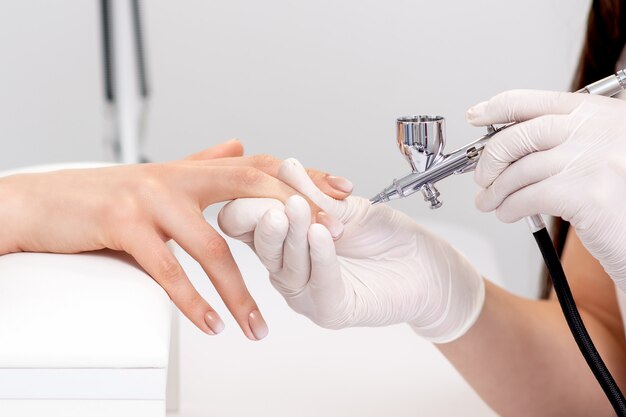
0 175 27 254
409 250 486 344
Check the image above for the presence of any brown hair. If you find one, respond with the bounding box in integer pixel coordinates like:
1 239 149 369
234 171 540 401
572 0 626 90
541 0 626 298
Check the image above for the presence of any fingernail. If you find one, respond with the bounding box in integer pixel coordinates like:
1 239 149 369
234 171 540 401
248 310 269 340
327 175 353 193
466 101 488 122
316 212 344 240
204 311 225 335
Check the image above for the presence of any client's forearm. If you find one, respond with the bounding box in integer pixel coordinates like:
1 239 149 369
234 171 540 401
437 280 626 417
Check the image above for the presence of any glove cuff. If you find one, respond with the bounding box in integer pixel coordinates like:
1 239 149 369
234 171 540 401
409 267 485 344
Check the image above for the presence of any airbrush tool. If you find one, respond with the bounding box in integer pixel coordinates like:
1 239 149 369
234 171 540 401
370 69 626 218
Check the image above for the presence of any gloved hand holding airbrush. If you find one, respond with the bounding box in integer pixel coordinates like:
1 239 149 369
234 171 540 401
218 158 485 343
467 90 626 290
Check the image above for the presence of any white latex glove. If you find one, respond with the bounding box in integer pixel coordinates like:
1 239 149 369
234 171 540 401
467 90 626 288
218 159 485 343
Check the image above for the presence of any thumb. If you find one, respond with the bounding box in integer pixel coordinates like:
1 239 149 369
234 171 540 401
278 158 349 221
184 139 244 161
218 198 284 244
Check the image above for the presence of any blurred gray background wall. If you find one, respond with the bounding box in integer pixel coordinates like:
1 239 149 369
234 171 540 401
0 0 590 296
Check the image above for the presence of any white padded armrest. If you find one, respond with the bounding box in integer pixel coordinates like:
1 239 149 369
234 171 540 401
0 162 115 177
0 250 171 368
0 163 172 369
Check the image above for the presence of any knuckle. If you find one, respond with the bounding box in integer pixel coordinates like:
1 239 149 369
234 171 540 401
135 165 168 192
120 169 170 208
231 294 255 311
157 256 184 285
108 197 144 228
237 167 266 186
203 235 230 258
252 154 279 170
139 176 167 197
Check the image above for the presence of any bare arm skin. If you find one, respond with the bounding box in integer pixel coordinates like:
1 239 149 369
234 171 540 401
437 229 626 417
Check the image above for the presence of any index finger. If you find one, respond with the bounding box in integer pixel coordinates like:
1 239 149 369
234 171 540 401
181 165 337 231
174 165 301 208
466 90 588 126
182 154 353 201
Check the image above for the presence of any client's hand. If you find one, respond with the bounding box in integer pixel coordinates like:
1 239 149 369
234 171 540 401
0 141 352 340
218 159 485 343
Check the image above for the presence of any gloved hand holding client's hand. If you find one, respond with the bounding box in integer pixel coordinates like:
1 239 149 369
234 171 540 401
219 159 485 343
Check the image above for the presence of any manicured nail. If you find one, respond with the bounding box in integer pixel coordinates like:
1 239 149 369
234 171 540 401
204 311 225 335
248 310 269 340
327 175 353 193
316 212 344 240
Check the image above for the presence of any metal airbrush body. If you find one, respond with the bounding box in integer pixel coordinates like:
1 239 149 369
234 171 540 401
370 116 503 208
371 69 626 215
